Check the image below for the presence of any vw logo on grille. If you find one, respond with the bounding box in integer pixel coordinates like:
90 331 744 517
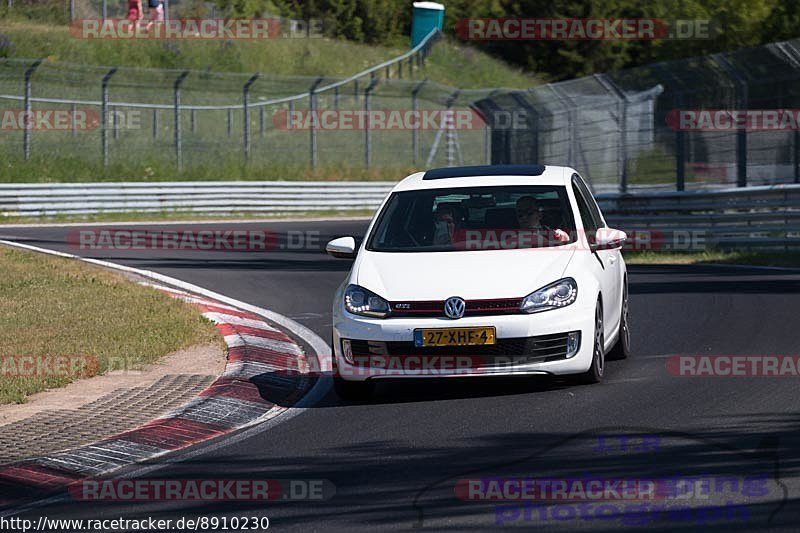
444 297 466 319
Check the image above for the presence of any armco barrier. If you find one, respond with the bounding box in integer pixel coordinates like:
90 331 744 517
1 181 798 250
0 181 396 216
600 184 800 250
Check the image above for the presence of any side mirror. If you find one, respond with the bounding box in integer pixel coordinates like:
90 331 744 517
592 228 627 251
326 236 357 259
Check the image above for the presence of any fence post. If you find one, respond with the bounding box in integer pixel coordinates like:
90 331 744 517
152 108 158 139
712 54 748 187
243 73 259 162
309 77 323 168
482 92 500 165
173 70 189 171
548 84 577 169
102 0 107 20
259 106 265 137
100 67 117 167
163 0 169 20
674 92 685 191
354 79 359 104
364 76 379 168
69 0 74 21
22 59 42 161
112 106 120 140
227 109 233 137
510 92 540 165
411 79 427 164
190 109 196 134
445 90 460 167
594 73 629 192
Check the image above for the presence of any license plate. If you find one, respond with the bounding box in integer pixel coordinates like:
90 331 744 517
414 327 496 347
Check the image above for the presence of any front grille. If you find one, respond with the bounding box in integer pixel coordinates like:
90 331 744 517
390 298 523 318
346 332 577 368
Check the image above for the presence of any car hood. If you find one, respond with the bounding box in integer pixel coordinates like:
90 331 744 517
355 247 576 301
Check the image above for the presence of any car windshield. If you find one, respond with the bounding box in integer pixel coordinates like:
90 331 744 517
367 185 576 252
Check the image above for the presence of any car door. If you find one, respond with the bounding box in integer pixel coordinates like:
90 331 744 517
571 175 621 341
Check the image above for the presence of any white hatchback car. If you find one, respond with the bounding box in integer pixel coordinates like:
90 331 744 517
327 165 630 399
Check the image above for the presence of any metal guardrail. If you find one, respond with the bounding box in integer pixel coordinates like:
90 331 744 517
600 184 800 250
0 182 397 215
1 181 797 250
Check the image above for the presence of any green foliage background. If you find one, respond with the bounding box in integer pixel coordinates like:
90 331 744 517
217 0 800 80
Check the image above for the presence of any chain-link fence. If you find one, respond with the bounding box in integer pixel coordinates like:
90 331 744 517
477 38 800 192
4 28 800 190
1 30 491 174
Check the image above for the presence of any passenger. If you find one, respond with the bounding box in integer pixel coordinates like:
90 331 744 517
432 204 458 245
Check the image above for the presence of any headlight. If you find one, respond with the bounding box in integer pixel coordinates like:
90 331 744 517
520 278 578 314
344 284 391 318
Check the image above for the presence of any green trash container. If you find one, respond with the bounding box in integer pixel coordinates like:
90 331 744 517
411 2 444 48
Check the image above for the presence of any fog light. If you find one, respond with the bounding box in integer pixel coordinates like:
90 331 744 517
566 331 581 358
342 339 354 364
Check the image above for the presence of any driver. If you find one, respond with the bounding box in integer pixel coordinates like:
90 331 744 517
515 196 570 244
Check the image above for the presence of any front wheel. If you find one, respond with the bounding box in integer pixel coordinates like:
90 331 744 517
572 300 605 385
607 280 631 361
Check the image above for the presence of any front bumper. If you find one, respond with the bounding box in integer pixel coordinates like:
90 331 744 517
333 303 596 382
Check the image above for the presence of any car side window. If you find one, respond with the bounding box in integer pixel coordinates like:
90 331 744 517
571 182 600 239
572 174 606 228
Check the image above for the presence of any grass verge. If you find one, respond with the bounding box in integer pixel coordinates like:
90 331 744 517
0 245 221 404
0 154 413 183
624 250 800 268
0 21 535 89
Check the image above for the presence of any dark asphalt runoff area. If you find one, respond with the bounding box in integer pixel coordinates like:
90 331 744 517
2 219 800 532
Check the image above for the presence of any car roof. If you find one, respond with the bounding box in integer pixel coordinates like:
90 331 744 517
392 165 574 192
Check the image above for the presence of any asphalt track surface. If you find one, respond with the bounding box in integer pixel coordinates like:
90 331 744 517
2 220 800 532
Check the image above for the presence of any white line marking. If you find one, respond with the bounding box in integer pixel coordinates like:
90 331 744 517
202 312 278 332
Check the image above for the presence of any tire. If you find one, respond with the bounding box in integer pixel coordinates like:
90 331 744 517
333 376 375 401
572 299 605 385
607 280 631 361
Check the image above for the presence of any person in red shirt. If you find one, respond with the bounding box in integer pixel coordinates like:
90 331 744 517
128 0 143 22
